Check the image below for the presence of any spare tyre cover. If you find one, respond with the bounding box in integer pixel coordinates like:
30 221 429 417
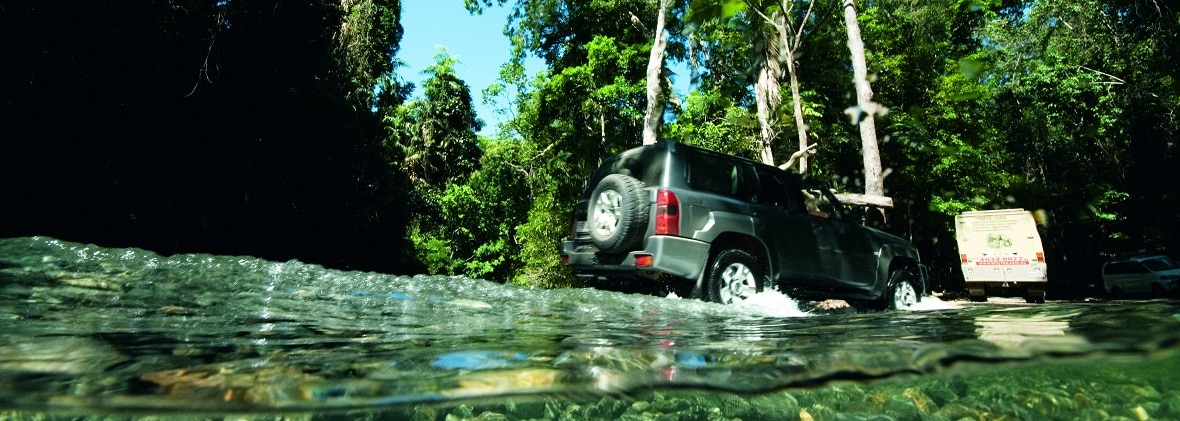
587 174 649 253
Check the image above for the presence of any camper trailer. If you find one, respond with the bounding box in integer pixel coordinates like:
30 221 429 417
955 209 1048 303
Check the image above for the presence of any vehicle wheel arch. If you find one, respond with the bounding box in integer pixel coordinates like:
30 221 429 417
695 233 772 301
709 233 771 273
879 259 925 310
885 256 926 296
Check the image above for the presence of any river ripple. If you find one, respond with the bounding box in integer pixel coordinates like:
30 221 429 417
1 236 1178 419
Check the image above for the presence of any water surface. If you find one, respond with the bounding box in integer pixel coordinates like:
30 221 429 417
1 237 1178 419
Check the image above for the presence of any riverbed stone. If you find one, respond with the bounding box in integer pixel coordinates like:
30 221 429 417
448 404 475 419
747 392 799 421
920 382 958 407
708 393 752 418
931 402 984 420
903 387 937 414
1158 392 1180 418
883 394 921 420
1074 389 1097 408
813 384 867 408
802 403 836 421
0 337 126 375
411 404 437 421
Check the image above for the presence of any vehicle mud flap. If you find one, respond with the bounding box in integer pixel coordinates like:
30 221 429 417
690 265 706 300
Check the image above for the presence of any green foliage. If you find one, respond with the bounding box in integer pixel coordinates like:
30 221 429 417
387 49 483 186
407 0 1179 296
513 181 577 288
667 89 761 159
338 0 405 109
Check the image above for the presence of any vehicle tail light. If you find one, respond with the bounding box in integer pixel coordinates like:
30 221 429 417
654 189 680 236
561 255 570 265
635 254 653 267
1036 252 1045 263
960 254 968 263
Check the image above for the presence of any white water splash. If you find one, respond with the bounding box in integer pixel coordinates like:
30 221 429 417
667 290 961 315
667 289 811 318
905 295 964 311
738 289 812 317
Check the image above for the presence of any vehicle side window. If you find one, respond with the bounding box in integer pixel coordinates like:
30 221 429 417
1143 257 1178 272
686 152 754 202
801 188 839 219
1106 261 1149 275
754 169 791 209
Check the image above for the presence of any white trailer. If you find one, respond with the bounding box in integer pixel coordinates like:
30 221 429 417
954 209 1048 303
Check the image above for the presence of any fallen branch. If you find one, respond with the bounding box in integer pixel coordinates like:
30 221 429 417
835 193 893 209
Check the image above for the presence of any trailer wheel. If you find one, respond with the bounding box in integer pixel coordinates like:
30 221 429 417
1025 287 1046 303
968 287 987 302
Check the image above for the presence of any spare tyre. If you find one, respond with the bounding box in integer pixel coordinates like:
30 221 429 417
587 174 649 253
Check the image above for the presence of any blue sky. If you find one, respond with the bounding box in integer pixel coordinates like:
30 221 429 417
397 0 692 136
397 1 530 135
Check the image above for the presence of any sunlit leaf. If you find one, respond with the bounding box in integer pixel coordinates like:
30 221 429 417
721 0 747 18
959 59 985 78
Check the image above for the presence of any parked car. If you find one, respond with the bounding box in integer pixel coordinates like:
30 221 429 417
1102 255 1180 298
559 141 927 310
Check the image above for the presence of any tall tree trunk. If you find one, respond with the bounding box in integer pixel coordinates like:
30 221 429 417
786 58 809 173
752 0 816 171
783 0 817 174
642 0 672 145
842 0 882 198
753 24 781 165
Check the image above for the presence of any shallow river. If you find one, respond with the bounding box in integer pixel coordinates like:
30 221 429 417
1 237 1178 420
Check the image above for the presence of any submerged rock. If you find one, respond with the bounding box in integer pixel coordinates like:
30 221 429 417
0 337 126 375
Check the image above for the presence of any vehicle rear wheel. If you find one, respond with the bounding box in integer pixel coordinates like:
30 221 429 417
706 249 764 304
884 267 922 310
587 174 649 253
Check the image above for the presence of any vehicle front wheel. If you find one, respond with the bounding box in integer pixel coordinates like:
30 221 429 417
884 268 922 310
706 249 764 305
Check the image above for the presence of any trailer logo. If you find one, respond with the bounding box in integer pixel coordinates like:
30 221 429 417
986 233 1013 249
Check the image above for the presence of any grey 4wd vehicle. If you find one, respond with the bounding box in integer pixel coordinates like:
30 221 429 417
560 141 926 310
